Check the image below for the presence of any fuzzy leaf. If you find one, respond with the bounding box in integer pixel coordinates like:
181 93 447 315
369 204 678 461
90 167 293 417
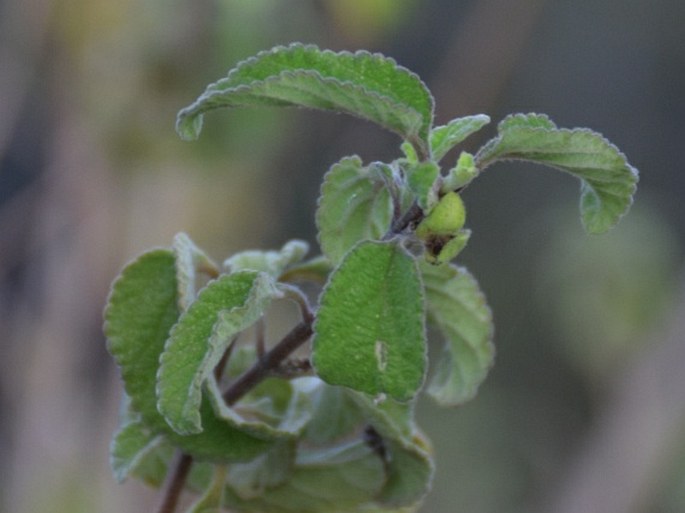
130 439 175 488
173 233 219 311
110 417 165 483
299 379 366 444
313 241 426 401
226 441 295 500
223 240 309 278
406 161 439 211
205 376 312 440
350 395 433 507
316 156 393 264
496 112 556 131
187 465 228 513
375 437 433 508
157 271 280 435
420 261 495 406
278 256 333 285
223 439 386 513
351 394 415 447
177 44 434 154
442 152 479 191
430 114 490 162
104 250 273 462
104 250 180 430
475 113 638 233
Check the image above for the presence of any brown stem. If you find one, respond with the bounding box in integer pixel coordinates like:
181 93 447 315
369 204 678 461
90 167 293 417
214 337 237 381
155 308 315 513
154 452 193 513
223 320 313 405
385 200 424 240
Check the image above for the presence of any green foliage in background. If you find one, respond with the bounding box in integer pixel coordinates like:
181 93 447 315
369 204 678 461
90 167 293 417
104 44 638 513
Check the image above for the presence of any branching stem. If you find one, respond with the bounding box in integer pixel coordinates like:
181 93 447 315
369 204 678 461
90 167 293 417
223 319 314 405
156 316 315 513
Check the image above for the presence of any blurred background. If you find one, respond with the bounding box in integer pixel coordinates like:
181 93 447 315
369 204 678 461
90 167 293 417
1 0 684 512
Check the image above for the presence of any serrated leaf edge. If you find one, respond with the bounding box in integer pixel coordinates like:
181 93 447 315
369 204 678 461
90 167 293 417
475 123 639 233
179 70 425 144
315 156 393 264
422 264 495 407
156 271 281 435
177 43 434 151
204 374 313 441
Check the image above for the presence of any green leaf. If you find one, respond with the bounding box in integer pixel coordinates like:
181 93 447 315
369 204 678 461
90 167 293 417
400 141 418 164
419 261 495 406
316 156 393 264
375 438 433 508
278 256 333 285
351 394 415 447
406 161 439 211
441 152 479 192
177 43 434 155
187 465 228 513
130 438 175 488
204 375 312 440
223 439 386 513
350 394 433 507
475 113 638 233
299 378 365 445
173 233 219 311
110 417 165 483
223 240 309 279
496 112 556 131
104 250 273 462
313 241 426 401
104 250 181 431
226 441 295 500
430 114 490 162
157 271 280 435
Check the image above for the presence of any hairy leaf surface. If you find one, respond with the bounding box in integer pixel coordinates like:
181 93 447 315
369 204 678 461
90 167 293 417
205 376 312 440
157 271 280 435
104 250 179 425
375 438 433 508
406 161 439 211
475 113 638 233
278 255 333 285
177 44 433 154
299 379 365 444
316 156 393 264
430 114 490 162
420 261 494 406
104 250 272 461
313 241 426 401
173 232 219 311
223 240 309 278
223 439 386 513
351 395 433 507
188 465 228 513
110 418 165 483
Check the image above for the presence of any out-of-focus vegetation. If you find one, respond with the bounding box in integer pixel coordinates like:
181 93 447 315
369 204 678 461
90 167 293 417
0 1 683 513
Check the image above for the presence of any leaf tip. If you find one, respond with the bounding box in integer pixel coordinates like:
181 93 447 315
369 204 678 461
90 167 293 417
176 109 203 141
